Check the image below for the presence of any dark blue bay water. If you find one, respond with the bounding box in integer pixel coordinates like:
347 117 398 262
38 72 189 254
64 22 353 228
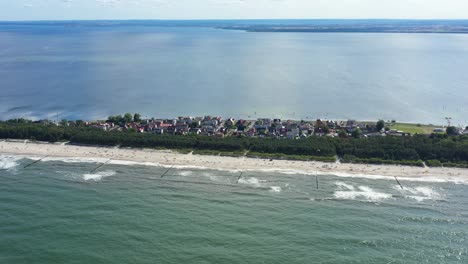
1 155 467 263
1 23 468 125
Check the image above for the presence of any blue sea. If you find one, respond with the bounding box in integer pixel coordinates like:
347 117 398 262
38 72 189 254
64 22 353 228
1 21 468 263
0 154 467 263
1 21 468 125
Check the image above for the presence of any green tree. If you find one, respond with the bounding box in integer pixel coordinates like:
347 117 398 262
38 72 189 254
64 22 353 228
133 113 142 123
76 120 85 127
446 126 458 136
190 122 199 129
338 129 348 138
376 120 385 131
107 115 116 123
124 113 133 123
115 115 124 124
60 119 68 126
352 128 362 138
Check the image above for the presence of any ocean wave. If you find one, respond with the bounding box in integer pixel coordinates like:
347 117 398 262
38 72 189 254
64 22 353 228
0 155 22 170
393 185 443 202
238 177 262 187
1 154 467 185
335 181 355 191
42 156 109 164
334 185 393 202
82 170 116 181
177 170 193 177
269 186 282 193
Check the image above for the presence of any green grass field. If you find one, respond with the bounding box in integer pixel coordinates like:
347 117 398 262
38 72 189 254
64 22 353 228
390 123 440 134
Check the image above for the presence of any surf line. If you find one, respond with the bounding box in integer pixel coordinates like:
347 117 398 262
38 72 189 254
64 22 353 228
236 172 244 184
23 156 48 169
394 176 404 190
160 166 174 178
89 159 111 173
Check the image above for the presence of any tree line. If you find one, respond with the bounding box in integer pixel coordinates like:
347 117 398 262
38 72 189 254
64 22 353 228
0 122 467 167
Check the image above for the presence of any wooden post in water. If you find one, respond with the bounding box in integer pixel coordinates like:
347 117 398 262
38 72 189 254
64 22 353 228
89 159 111 173
236 172 243 184
394 176 404 190
316 175 319 190
160 166 173 178
24 156 48 169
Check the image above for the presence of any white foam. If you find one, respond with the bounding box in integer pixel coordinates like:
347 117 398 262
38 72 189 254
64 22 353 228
177 171 193 177
335 181 355 191
1 154 467 185
334 185 392 202
82 170 116 181
238 177 261 187
393 185 443 202
42 156 109 164
270 186 282 193
0 155 22 170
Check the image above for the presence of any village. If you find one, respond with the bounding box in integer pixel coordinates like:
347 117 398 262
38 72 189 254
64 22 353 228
82 114 466 139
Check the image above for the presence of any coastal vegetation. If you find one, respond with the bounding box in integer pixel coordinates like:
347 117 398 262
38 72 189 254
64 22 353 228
0 121 467 168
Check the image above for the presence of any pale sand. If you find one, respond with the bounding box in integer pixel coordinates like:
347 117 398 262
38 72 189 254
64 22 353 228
1 140 467 181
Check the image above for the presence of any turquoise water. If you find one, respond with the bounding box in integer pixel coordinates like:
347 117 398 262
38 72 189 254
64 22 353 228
1 155 467 263
1 23 468 125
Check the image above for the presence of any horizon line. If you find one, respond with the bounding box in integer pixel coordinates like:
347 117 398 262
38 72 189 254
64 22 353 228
2 18 468 23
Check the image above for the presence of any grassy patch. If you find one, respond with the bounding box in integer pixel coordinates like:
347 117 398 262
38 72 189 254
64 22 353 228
390 123 439 134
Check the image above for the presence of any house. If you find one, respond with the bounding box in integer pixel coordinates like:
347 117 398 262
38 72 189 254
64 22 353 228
225 118 236 127
153 128 164 134
175 123 190 133
246 128 256 137
191 128 202 135
159 123 173 130
346 120 357 128
202 125 218 134
258 118 272 127
166 126 177 134
202 119 219 127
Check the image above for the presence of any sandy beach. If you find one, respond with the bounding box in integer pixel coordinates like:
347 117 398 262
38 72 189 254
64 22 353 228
1 140 467 181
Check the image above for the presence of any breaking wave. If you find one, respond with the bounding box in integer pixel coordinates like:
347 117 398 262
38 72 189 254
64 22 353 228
393 185 443 202
334 184 392 202
269 186 282 193
82 170 116 181
238 177 262 187
0 155 22 170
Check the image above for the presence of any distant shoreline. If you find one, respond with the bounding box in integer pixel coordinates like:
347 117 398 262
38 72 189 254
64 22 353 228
1 141 467 183
2 19 468 34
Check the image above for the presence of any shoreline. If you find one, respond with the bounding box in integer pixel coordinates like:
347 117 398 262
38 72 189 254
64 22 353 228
1 140 467 182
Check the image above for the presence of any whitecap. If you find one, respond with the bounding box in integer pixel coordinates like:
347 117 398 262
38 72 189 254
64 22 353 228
0 155 22 170
177 171 193 177
270 186 282 193
42 156 109 164
335 181 355 191
82 170 116 181
393 185 443 202
238 177 261 187
334 185 392 202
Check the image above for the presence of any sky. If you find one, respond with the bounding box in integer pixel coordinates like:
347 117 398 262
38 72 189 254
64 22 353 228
1 0 468 21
